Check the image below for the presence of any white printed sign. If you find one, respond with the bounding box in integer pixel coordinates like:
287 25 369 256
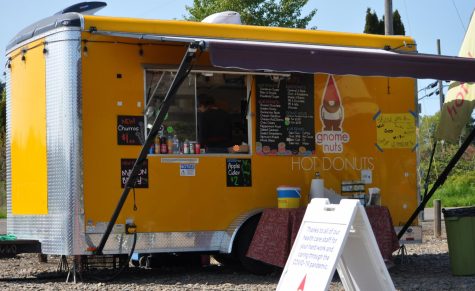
277 198 395 291
180 164 196 176
289 221 347 280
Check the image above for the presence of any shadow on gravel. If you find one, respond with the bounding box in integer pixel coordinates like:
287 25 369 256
83 265 282 286
392 252 451 274
0 264 283 286
0 259 352 287
0 272 69 283
390 253 475 291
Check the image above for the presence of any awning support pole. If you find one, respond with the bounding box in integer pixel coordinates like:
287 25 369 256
398 126 475 239
421 141 438 203
95 41 202 255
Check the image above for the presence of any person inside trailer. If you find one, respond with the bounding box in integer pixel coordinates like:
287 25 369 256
197 94 233 153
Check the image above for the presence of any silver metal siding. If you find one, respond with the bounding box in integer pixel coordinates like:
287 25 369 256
6 29 83 255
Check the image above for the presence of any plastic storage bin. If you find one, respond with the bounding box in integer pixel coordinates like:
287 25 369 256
277 187 301 208
442 207 475 276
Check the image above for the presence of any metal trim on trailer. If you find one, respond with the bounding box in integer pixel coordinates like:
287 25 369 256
84 209 262 255
6 13 84 52
6 27 82 59
7 30 83 255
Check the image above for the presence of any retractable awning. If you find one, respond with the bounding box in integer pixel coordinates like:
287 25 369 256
88 30 475 83
206 40 475 83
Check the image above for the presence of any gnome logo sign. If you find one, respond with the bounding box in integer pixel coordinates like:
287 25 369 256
316 75 350 153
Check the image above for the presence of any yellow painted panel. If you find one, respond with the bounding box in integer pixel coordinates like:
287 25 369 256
310 75 417 224
81 32 417 232
10 40 48 215
83 16 415 52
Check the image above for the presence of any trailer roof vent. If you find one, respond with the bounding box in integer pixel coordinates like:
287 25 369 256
201 11 242 25
55 1 107 15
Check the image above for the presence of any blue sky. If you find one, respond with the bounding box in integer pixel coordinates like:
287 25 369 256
1 0 474 116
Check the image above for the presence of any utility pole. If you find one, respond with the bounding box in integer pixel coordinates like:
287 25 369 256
437 39 445 110
385 0 394 35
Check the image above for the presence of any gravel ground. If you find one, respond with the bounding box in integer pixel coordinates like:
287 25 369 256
0 221 474 290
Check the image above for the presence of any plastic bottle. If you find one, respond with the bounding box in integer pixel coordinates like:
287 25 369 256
167 134 173 154
172 135 179 154
154 135 160 154
160 135 168 154
183 139 190 154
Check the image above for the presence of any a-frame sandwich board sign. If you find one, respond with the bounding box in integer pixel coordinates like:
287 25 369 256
277 198 395 291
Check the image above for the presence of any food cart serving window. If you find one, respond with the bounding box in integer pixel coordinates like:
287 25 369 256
144 70 250 154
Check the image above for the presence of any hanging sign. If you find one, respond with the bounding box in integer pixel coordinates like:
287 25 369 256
117 115 145 145
226 159 252 187
375 112 416 149
121 159 148 188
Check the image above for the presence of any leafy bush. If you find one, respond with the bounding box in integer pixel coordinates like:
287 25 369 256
419 113 475 207
427 171 475 207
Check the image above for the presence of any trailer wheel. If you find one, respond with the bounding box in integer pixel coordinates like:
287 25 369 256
235 215 275 275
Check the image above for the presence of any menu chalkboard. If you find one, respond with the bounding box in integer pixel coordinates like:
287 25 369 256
117 115 145 145
256 74 315 155
226 159 251 187
121 159 148 188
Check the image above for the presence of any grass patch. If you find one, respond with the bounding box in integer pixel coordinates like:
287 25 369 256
0 205 5 219
426 171 475 207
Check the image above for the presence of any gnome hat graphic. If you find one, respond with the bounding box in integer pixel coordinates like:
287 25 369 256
325 77 340 104
321 75 344 131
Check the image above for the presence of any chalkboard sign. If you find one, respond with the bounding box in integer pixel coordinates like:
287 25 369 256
117 115 145 145
121 159 148 188
226 159 251 187
256 74 315 156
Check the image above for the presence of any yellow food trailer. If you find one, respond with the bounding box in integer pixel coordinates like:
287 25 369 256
5 2 475 273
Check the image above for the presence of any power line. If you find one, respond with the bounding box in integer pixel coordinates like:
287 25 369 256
403 0 412 36
418 84 450 101
451 0 466 32
418 81 438 93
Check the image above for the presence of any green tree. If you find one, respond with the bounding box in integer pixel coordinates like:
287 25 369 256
364 8 405 35
364 8 383 34
393 10 405 35
185 0 317 28
419 113 475 207
419 113 475 188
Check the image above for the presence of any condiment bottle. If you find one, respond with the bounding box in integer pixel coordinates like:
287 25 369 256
167 134 173 154
183 139 190 154
160 135 168 154
172 135 179 154
154 135 160 154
